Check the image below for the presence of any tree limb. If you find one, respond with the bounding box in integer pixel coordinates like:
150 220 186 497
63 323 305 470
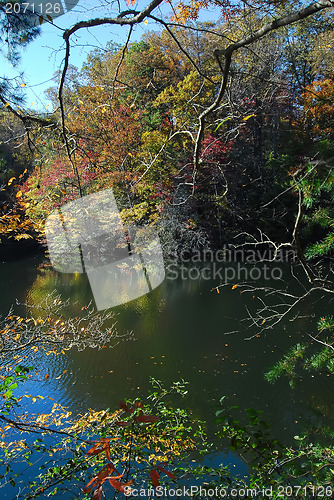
192 0 334 184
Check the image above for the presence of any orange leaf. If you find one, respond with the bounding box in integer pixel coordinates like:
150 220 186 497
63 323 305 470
87 443 104 456
83 478 97 494
84 465 120 494
108 478 126 493
86 443 102 456
86 439 111 461
105 443 111 462
157 465 176 480
150 469 160 487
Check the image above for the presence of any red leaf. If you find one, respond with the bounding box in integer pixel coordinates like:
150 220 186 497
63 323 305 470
135 414 159 423
157 465 176 480
116 421 131 427
108 478 126 493
86 443 104 457
92 485 103 500
86 439 111 460
83 464 120 493
105 444 111 462
86 448 104 457
83 479 96 494
120 400 133 413
150 469 160 487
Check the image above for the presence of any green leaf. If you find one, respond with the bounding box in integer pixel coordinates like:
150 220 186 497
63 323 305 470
214 117 231 131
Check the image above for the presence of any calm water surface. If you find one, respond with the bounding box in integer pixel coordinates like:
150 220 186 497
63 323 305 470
0 254 333 496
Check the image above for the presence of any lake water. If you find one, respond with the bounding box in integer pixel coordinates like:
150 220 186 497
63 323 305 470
1 253 333 496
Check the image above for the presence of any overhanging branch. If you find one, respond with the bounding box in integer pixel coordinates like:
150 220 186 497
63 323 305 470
192 0 334 186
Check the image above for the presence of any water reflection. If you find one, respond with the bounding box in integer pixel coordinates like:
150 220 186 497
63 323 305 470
1 257 334 448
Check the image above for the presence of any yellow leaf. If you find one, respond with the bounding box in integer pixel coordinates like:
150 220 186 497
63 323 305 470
32 397 37 403
243 114 256 121
5 102 10 107
232 284 238 290
7 177 16 186
144 19 148 25
20 83 26 87
15 191 23 198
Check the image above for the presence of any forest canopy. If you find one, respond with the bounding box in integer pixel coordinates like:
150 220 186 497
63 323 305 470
0 1 332 253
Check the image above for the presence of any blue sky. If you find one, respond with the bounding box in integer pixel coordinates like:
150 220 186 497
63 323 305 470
1 0 222 111
1 1 171 110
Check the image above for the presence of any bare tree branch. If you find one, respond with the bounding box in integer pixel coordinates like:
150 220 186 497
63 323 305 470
191 0 334 192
